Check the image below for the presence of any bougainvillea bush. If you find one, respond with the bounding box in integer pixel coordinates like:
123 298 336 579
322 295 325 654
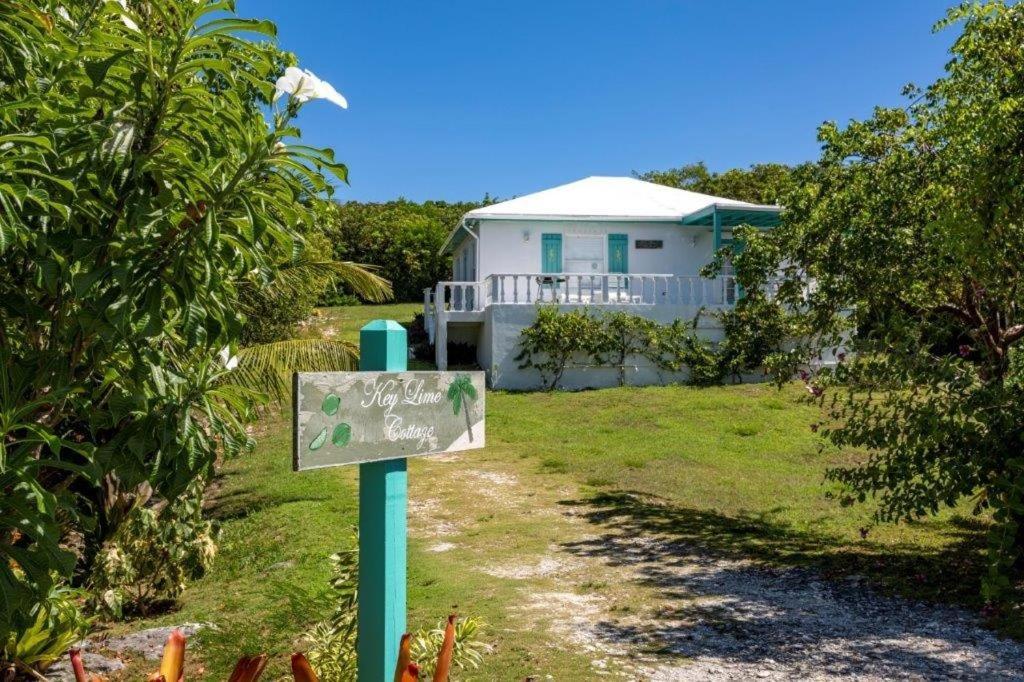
0 0 361 655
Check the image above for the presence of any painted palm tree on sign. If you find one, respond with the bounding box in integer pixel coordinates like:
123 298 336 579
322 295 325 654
446 375 477 442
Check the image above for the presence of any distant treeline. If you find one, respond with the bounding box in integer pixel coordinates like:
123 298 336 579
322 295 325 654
315 198 486 302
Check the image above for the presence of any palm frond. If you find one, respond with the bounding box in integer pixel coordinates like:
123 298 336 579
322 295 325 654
271 260 392 303
228 339 359 400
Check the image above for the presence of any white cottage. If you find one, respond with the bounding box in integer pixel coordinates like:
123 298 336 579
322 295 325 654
425 176 781 389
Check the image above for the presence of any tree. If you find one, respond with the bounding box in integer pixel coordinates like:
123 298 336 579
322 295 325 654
316 198 487 302
0 0 355 637
732 2 1024 602
635 161 813 205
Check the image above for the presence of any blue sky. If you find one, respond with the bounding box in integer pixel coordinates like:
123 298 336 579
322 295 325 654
245 1 956 203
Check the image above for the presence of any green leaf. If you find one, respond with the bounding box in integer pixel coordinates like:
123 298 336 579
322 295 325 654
194 18 277 39
309 427 328 451
322 393 341 416
85 49 132 88
331 423 351 447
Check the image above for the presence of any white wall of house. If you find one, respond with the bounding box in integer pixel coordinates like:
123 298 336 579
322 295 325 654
474 219 721 279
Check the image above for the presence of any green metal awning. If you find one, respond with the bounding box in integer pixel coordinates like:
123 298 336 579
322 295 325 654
680 204 781 250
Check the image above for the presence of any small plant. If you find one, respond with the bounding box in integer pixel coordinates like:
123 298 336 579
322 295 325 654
593 311 661 386
408 615 485 679
88 479 218 619
66 617 477 680
303 536 486 681
3 585 90 678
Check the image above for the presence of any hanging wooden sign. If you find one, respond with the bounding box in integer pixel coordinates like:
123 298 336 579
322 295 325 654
293 371 486 471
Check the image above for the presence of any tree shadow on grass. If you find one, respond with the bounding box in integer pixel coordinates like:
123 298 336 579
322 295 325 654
561 490 989 607
556 491 1024 679
206 470 331 522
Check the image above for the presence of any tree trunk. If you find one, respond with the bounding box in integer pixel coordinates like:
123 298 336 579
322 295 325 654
463 390 473 442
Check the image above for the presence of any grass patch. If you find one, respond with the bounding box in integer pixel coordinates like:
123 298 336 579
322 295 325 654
539 457 569 474
308 303 422 344
730 423 761 437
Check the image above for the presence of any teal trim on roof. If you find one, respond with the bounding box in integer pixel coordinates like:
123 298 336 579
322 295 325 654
680 204 781 229
444 227 469 254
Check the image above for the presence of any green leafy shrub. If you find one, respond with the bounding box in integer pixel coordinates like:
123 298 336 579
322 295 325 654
88 479 217 619
2 585 90 677
715 298 790 382
239 231 338 345
515 307 775 389
593 311 661 386
515 307 605 390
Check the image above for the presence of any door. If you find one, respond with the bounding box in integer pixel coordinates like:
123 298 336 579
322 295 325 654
563 235 604 274
608 234 628 273
541 233 562 273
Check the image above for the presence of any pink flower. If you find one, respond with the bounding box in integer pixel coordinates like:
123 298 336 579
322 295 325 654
958 344 971 358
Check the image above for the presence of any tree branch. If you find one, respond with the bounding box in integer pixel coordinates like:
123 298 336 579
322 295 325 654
1005 324 1024 346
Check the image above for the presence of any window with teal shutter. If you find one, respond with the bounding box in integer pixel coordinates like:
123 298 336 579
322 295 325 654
608 234 628 273
541 234 562 273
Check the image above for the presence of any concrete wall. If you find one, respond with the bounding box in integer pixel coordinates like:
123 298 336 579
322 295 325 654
481 304 730 391
476 219 720 278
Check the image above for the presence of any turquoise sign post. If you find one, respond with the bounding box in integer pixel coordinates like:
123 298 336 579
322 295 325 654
357 319 408 682
291 320 485 682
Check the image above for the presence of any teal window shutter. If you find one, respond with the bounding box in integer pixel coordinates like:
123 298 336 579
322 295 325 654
608 234 628 274
541 233 562 273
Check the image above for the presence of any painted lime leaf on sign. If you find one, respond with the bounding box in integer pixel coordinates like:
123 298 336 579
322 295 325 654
309 427 329 451
322 393 341 416
332 423 351 447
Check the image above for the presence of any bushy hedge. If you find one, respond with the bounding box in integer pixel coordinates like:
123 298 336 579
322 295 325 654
0 0 352 653
515 306 785 390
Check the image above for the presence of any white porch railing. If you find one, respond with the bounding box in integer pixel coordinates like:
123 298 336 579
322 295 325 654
424 273 750 363
426 273 738 315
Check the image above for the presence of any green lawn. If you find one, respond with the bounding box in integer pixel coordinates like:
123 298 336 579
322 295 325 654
108 304 1003 679
305 303 423 344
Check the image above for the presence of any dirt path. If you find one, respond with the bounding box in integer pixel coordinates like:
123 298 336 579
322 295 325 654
412 451 1024 681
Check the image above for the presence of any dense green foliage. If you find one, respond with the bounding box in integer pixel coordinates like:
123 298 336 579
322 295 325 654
636 161 815 205
0 0 356 643
316 198 486 302
2 585 90 676
238 231 337 344
731 2 1024 602
515 307 782 390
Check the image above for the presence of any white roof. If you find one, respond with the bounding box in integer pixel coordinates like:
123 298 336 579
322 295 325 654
464 176 769 222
